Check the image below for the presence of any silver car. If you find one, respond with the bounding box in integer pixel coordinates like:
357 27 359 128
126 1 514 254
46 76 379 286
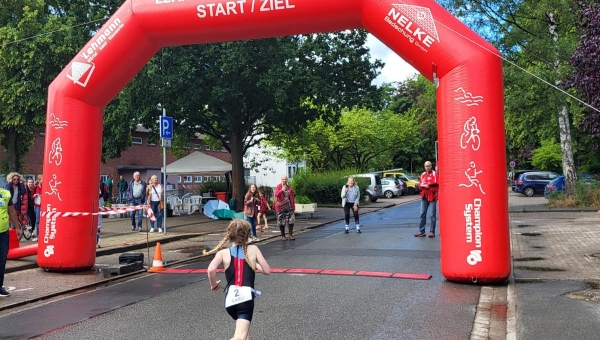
381 178 405 198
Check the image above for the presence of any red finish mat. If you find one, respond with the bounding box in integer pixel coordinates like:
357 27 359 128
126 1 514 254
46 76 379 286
163 268 432 280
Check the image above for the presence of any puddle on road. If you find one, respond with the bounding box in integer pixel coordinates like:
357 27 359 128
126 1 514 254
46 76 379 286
514 266 566 272
515 224 537 228
513 257 545 262
565 280 600 303
519 232 542 236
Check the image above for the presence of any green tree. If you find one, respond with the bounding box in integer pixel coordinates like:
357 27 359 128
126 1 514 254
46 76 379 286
386 75 437 172
531 139 563 173
270 108 418 172
0 0 117 171
119 31 383 209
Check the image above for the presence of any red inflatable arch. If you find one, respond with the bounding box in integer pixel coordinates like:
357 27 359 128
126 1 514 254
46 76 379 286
40 0 510 283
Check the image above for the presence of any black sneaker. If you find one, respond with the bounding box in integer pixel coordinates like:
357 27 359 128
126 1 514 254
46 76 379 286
0 287 10 297
345 229 350 234
357 229 362 234
132 226 136 231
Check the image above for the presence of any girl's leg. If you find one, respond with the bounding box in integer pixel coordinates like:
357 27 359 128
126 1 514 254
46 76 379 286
263 215 269 229
288 223 295 240
257 213 263 230
232 319 251 340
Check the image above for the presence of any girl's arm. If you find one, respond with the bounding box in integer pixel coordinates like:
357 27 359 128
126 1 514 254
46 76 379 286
254 247 271 275
207 250 224 290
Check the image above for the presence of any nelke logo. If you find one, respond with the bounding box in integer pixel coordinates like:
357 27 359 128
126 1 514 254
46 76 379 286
385 4 440 53
66 61 95 87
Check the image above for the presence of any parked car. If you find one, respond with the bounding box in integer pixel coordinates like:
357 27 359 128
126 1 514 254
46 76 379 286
353 173 384 202
381 178 406 198
382 172 420 195
544 175 600 198
515 171 560 197
510 169 539 191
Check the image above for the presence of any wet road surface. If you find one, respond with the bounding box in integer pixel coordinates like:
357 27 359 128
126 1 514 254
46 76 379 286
1 202 482 340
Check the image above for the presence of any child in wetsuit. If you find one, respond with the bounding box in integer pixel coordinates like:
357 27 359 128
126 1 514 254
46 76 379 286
205 220 271 340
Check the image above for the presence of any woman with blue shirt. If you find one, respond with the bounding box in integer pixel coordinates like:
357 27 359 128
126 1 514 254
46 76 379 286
341 177 361 234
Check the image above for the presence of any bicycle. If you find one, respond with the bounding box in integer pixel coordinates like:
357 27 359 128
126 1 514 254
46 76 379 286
10 212 34 241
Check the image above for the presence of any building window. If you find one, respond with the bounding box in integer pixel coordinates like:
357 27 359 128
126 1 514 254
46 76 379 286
132 137 143 145
288 166 297 178
184 176 192 183
100 175 108 182
222 176 227 182
194 144 201 150
194 176 202 183
213 176 220 182
203 145 211 151
177 176 182 183
204 176 211 182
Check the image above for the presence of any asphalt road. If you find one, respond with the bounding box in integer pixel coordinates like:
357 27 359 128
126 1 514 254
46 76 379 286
0 201 482 340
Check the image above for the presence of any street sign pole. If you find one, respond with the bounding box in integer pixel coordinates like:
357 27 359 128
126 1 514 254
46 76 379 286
160 113 173 235
162 108 167 235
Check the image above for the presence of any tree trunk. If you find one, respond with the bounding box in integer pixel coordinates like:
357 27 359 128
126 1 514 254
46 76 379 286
557 104 577 195
548 12 577 196
2 128 20 172
229 120 246 212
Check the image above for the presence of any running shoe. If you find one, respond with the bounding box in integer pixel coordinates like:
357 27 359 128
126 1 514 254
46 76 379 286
0 288 10 297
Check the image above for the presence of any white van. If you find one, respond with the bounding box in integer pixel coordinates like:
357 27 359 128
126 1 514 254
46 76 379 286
352 173 384 202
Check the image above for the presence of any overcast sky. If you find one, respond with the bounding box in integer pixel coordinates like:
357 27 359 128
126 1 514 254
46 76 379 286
366 34 418 86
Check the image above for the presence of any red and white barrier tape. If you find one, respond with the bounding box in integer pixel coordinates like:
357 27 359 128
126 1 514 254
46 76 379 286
41 205 156 221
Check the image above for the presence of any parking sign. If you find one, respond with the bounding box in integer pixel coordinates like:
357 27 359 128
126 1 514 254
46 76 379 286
160 116 173 139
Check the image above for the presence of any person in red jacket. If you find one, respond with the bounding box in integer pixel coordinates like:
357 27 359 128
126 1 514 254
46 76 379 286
414 161 439 238
274 176 296 241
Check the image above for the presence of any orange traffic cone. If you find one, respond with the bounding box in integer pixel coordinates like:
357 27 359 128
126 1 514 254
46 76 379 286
148 242 166 273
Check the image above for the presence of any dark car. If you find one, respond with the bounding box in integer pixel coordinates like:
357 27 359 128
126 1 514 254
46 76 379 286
544 175 600 198
510 169 539 191
515 171 560 197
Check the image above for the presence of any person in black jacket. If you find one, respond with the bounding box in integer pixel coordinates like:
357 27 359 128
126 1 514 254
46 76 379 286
4 172 26 219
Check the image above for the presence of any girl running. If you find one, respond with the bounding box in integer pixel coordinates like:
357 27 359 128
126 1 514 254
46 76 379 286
205 220 271 340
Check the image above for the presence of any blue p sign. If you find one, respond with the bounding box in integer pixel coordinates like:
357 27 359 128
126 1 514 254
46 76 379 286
160 116 173 139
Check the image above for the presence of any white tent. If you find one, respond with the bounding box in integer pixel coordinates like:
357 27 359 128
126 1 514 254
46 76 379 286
161 151 232 174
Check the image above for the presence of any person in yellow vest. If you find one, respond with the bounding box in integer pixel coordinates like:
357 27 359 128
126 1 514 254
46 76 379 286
0 187 23 297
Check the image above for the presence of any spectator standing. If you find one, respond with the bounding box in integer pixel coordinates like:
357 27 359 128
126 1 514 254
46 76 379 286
33 175 42 241
117 175 128 201
244 184 261 241
98 179 105 248
4 173 26 224
274 176 296 241
0 186 23 297
414 161 439 238
25 179 37 240
104 175 114 203
147 175 164 233
127 172 147 232
341 177 361 234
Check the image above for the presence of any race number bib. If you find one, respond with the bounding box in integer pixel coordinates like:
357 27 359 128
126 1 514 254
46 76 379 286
225 285 253 308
